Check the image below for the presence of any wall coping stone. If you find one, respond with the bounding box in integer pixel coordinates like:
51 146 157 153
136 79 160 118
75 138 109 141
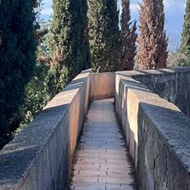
116 66 190 78
116 70 190 174
0 69 92 189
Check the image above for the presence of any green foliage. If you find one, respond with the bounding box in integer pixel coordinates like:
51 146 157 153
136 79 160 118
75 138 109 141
88 0 120 72
167 49 190 67
0 0 91 145
18 62 49 131
45 63 69 99
119 0 137 71
49 0 91 96
0 0 36 144
17 21 51 131
180 0 190 62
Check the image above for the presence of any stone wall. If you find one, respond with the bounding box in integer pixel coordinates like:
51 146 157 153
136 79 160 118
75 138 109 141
91 72 115 100
1 67 190 190
118 67 190 117
0 69 92 190
115 71 190 190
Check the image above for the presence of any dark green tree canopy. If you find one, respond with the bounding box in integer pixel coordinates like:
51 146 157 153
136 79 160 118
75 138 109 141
180 0 190 57
0 0 36 146
88 0 120 72
49 0 91 96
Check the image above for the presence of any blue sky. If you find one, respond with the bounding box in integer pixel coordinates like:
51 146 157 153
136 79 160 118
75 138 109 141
40 0 186 51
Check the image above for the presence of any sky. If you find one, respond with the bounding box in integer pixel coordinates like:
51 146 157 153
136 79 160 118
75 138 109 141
40 0 187 51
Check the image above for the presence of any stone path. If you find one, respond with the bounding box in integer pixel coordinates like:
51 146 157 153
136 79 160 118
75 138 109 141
70 99 136 190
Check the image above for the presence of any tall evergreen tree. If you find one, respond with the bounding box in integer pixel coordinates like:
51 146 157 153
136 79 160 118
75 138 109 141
0 0 36 146
88 0 120 72
180 0 190 59
119 0 137 71
48 0 91 97
138 0 168 70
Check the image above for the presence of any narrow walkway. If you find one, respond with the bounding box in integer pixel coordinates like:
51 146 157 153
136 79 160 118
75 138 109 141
70 99 136 190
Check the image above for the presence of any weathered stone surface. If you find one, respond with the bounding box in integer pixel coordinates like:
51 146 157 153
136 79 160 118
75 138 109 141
92 72 115 100
115 69 190 190
117 67 190 117
0 69 92 190
1 67 190 190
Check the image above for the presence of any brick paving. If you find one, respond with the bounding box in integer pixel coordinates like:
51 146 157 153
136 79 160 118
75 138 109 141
70 99 136 190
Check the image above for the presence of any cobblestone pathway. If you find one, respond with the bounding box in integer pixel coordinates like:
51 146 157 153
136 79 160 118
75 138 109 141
70 99 136 190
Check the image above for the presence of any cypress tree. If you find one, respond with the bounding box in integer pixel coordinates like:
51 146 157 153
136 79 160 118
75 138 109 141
48 0 91 97
119 0 137 71
180 0 190 59
138 0 168 70
0 0 36 146
88 0 120 72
